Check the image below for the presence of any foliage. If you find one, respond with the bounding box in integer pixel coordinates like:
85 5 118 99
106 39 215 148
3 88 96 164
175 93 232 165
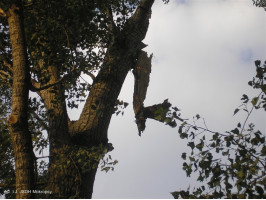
113 99 129 116
252 0 266 10
0 71 15 198
172 61 266 199
0 0 136 196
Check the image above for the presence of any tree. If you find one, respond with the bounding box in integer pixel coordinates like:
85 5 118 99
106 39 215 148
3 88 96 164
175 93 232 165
252 0 266 10
171 60 266 198
0 1 35 198
0 0 174 198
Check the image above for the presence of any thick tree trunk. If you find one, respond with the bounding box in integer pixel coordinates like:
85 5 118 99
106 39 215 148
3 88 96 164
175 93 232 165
38 66 72 198
7 0 35 198
37 66 99 198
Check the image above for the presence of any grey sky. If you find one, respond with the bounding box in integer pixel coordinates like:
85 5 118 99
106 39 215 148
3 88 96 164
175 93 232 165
70 0 266 198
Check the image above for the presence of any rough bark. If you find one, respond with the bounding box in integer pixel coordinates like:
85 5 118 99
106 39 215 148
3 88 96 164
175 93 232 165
6 0 35 198
132 51 173 134
133 51 152 135
37 66 73 198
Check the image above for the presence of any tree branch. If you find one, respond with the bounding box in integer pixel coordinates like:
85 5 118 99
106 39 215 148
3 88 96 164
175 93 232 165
132 50 176 135
3 59 13 73
84 71 95 81
30 66 75 92
127 0 155 43
0 70 11 78
133 50 152 134
0 8 6 18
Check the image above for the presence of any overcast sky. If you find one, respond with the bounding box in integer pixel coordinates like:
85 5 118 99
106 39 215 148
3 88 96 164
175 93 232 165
72 0 266 198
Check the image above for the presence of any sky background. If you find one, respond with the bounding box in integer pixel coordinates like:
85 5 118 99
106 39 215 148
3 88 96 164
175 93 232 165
69 0 265 198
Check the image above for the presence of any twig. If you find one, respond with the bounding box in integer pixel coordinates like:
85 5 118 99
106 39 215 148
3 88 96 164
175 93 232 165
3 59 13 73
84 71 95 81
0 70 11 78
0 8 6 18
240 92 263 134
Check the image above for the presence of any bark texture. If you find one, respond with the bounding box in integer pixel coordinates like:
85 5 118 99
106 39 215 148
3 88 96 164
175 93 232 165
133 51 152 135
7 0 35 198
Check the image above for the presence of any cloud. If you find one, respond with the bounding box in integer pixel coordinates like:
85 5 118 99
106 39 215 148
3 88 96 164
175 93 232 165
93 0 266 198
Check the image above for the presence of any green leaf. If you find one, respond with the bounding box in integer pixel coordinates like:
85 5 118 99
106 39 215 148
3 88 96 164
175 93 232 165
181 153 186 160
113 160 118 165
196 140 204 151
255 186 264 197
188 142 195 150
231 128 239 135
189 156 195 162
102 167 110 173
180 133 188 139
251 97 259 106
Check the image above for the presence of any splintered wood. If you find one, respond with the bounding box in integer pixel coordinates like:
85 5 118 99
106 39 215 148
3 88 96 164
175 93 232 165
133 51 152 135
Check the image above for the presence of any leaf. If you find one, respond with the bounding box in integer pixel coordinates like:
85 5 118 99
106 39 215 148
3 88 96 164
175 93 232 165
241 94 249 103
188 142 195 150
251 97 259 106
113 160 118 165
102 167 110 173
180 133 188 139
189 156 195 162
261 146 266 156
255 186 264 197
171 192 180 199
233 108 240 115
231 128 239 135
123 102 129 108
254 60 261 67
181 153 186 160
196 140 204 151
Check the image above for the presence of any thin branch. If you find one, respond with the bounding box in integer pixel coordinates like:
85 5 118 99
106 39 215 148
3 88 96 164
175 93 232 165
0 74 6 80
106 6 116 33
62 25 71 48
240 91 263 134
84 71 95 81
0 8 6 18
0 70 11 78
30 66 75 92
3 60 13 73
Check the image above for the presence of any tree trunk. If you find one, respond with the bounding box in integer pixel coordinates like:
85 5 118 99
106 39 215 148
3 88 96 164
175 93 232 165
7 0 35 198
37 0 155 198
